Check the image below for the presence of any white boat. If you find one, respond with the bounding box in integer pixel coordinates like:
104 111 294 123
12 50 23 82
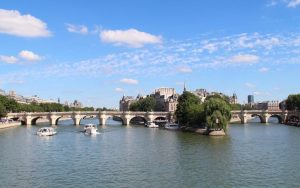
164 123 180 130
37 127 57 136
146 122 159 128
83 124 99 135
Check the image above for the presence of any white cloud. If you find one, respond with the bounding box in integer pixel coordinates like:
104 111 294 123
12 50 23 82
66 24 88 34
287 0 300 7
0 55 18 64
245 82 256 89
120 78 138 84
229 54 259 63
253 91 261 95
115 88 124 92
100 28 162 48
202 43 218 53
19 50 42 61
177 67 192 73
259 67 270 73
255 37 279 50
0 9 51 37
266 0 278 7
294 37 300 46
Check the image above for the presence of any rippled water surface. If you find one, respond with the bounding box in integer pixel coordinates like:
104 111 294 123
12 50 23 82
1 118 300 188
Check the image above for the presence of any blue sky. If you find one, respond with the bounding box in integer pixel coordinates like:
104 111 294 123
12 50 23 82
0 0 300 108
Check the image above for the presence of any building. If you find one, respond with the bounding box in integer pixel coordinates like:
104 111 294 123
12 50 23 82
119 88 179 112
154 88 175 100
192 89 209 102
119 96 137 111
152 88 178 112
165 94 179 112
229 93 238 104
254 101 280 110
248 95 254 105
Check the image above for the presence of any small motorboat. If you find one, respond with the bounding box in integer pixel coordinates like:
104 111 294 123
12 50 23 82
83 124 99 135
37 127 57 136
146 122 159 128
164 123 180 130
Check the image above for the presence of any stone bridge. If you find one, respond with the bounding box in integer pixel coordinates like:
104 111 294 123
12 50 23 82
7 111 174 127
230 110 300 124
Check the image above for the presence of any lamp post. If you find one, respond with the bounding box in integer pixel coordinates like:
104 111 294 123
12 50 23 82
215 118 219 131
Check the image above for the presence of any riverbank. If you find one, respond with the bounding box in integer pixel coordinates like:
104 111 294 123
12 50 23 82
181 126 226 136
0 122 21 129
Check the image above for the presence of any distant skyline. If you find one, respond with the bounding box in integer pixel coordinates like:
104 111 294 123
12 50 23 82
1 0 300 108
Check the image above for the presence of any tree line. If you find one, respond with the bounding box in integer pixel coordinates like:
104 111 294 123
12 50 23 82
0 95 96 118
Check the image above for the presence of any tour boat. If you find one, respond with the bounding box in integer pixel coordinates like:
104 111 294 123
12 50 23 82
37 127 57 136
164 123 180 130
146 122 159 128
83 124 99 135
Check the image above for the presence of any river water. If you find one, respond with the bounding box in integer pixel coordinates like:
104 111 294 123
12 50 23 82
0 118 300 188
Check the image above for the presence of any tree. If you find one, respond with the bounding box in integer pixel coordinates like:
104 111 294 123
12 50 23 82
230 104 242 110
129 97 156 112
175 91 204 127
0 102 7 118
286 94 300 110
204 97 231 131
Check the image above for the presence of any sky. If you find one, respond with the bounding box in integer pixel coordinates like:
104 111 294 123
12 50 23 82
0 0 300 108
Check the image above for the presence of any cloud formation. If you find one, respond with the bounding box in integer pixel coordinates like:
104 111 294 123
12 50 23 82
100 29 162 48
287 0 300 7
259 67 269 73
177 67 193 73
0 55 18 64
115 88 124 92
66 24 88 34
19 50 42 61
0 9 51 37
2 32 300 80
229 54 259 63
120 78 138 84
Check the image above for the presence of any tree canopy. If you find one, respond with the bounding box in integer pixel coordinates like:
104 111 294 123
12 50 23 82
0 94 95 117
175 91 204 127
204 97 231 131
286 94 300 110
130 96 156 112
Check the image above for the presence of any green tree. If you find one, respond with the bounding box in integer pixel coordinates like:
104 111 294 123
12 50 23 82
204 97 231 131
129 101 141 111
139 97 156 111
0 102 7 118
286 94 300 110
230 103 242 110
175 91 204 127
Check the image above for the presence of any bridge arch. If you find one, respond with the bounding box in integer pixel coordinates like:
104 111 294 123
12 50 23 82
104 115 125 125
129 116 148 125
10 117 26 125
250 114 264 123
31 116 50 125
55 116 74 125
268 114 283 124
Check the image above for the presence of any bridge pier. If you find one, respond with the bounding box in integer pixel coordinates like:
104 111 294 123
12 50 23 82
99 117 107 125
49 114 58 127
25 116 32 127
123 118 130 126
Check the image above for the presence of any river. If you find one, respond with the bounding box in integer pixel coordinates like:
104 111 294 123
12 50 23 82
0 118 299 187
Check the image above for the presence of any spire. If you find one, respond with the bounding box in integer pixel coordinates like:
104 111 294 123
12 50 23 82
183 81 186 92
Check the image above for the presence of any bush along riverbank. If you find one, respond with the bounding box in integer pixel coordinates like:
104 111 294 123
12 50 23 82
175 92 231 136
